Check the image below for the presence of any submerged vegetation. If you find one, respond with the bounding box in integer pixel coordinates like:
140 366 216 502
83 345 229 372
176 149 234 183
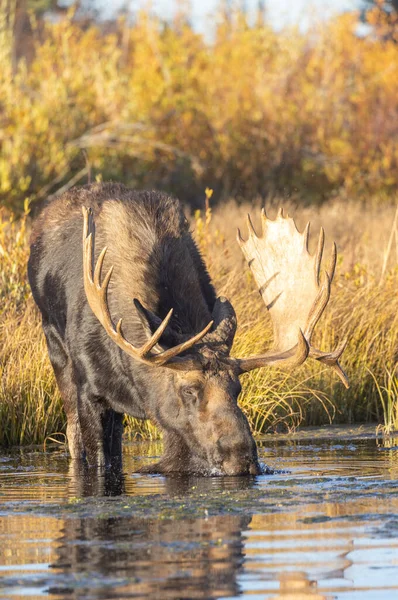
1 198 397 446
0 4 397 446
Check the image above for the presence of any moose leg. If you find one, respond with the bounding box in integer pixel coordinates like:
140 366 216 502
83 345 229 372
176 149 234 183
101 409 124 467
43 323 84 459
77 386 106 467
76 387 124 467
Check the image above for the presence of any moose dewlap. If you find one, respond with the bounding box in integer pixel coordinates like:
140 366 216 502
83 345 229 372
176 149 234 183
28 183 347 475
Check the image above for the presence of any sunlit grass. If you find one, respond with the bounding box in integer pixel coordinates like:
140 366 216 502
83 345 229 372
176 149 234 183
0 206 64 445
1 198 397 447
0 306 64 446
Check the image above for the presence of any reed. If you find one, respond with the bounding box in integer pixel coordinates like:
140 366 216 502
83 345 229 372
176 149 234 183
1 198 397 447
0 206 64 446
369 367 398 436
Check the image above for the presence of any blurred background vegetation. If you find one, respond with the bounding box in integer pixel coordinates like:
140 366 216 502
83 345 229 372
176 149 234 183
1 0 398 212
0 0 398 446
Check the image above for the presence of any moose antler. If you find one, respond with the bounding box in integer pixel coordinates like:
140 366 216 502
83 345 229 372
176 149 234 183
237 208 348 387
82 207 213 367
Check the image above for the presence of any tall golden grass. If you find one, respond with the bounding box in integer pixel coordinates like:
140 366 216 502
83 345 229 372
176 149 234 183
1 197 397 447
1 6 398 446
203 198 398 432
0 204 64 446
1 6 398 213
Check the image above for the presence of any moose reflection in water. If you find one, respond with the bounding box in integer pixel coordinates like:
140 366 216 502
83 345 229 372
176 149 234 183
50 467 254 600
38 465 352 600
67 460 125 497
51 512 251 599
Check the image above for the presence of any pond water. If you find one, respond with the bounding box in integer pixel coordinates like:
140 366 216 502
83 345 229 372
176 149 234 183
1 426 398 599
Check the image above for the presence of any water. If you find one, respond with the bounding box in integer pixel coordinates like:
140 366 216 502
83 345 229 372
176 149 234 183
1 426 398 599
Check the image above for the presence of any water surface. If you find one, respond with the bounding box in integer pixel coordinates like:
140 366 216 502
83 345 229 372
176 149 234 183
1 426 398 599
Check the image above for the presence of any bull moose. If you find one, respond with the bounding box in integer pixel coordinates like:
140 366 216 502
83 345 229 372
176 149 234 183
28 183 348 475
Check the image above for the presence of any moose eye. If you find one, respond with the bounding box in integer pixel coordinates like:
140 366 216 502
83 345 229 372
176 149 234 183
181 386 200 402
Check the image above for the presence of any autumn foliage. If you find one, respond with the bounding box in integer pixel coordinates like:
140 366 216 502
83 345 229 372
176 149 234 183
1 8 398 212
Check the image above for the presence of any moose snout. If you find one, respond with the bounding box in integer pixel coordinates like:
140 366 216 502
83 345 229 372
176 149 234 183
222 459 261 476
215 436 261 476
221 452 261 476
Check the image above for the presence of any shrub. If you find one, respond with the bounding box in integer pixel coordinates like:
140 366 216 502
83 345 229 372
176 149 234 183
1 9 398 213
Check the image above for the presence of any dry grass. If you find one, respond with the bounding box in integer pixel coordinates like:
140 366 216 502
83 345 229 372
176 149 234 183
1 197 397 447
0 207 64 445
195 196 398 432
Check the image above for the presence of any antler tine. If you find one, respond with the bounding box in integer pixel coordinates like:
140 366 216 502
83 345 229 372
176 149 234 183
94 247 109 288
82 206 212 368
310 338 349 388
260 208 268 235
132 299 173 356
303 271 331 342
137 308 174 357
150 320 214 364
328 242 337 283
246 214 257 238
82 203 91 245
237 328 309 374
315 227 324 286
236 227 245 247
303 222 310 252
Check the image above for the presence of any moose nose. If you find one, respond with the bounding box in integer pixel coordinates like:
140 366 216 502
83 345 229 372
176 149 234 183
222 456 261 476
249 461 261 475
216 434 260 476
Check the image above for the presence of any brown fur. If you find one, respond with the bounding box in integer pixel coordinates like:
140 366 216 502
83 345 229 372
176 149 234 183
28 183 260 475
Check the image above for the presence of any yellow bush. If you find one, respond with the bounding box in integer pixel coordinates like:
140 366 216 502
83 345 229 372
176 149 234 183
1 9 398 212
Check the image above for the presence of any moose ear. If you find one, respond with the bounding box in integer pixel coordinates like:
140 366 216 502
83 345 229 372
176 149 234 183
133 298 181 348
203 296 237 355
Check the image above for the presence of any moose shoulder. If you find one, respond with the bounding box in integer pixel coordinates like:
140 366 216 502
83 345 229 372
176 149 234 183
28 183 348 475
